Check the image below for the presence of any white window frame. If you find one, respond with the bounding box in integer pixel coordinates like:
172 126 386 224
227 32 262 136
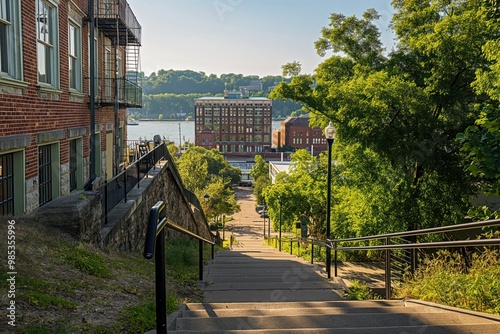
105 47 112 98
36 0 59 88
0 0 22 80
88 29 98 96
68 19 82 92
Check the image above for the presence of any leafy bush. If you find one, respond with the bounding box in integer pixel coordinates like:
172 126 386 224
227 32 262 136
395 241 500 315
345 280 381 300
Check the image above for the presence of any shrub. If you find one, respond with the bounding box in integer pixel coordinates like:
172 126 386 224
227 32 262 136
394 244 500 315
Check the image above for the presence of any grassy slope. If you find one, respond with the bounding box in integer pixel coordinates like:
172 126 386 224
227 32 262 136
0 218 204 333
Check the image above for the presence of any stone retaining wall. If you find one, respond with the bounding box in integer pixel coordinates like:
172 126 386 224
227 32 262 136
33 159 213 252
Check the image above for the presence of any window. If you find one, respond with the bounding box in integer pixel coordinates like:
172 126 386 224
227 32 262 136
0 153 14 215
69 140 77 191
105 48 112 98
69 137 85 191
0 0 22 79
117 53 123 99
38 143 60 206
37 0 59 87
88 30 98 95
38 145 52 206
68 20 82 91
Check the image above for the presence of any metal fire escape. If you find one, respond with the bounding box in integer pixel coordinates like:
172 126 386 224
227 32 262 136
95 0 142 108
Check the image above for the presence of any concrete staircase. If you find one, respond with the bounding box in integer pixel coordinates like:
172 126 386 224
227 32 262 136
165 188 500 333
168 245 500 333
171 300 500 333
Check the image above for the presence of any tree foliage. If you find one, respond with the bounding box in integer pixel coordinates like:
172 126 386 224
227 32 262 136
131 70 303 120
250 155 271 204
269 1 500 237
176 147 241 221
263 149 328 237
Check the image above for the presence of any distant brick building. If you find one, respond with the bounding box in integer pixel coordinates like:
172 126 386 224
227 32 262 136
0 0 142 215
194 90 272 156
273 114 327 154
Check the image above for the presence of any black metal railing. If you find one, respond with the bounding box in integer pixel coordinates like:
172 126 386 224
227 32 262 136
98 78 142 108
144 201 215 334
96 0 142 44
98 143 168 224
268 219 500 299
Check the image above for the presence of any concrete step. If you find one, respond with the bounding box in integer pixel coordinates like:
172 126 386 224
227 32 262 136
181 306 446 318
203 281 336 291
169 324 500 334
174 312 500 332
202 289 342 303
184 300 406 310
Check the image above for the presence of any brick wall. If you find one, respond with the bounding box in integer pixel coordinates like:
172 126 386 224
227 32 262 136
0 0 130 214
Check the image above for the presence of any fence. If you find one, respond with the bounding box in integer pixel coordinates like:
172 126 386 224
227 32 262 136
268 218 500 299
97 142 168 225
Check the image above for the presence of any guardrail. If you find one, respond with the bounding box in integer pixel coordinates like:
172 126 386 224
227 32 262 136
97 78 142 108
144 201 215 334
98 142 168 224
268 219 500 299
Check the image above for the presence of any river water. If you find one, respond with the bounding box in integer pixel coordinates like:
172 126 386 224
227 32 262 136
127 120 283 145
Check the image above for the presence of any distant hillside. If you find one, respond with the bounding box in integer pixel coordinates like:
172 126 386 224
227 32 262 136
129 70 303 120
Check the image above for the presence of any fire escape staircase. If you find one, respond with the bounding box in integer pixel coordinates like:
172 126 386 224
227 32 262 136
94 0 142 108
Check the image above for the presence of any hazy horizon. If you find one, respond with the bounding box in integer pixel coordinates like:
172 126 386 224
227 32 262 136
127 0 395 77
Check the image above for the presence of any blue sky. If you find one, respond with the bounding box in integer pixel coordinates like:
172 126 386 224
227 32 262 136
127 0 395 77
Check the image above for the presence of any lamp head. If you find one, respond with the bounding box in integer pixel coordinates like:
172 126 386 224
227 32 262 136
324 121 336 140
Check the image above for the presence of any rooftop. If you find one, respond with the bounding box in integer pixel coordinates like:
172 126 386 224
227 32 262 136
195 96 271 101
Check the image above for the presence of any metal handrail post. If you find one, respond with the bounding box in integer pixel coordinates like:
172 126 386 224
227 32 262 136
155 228 167 334
123 172 127 202
385 237 391 299
411 247 416 276
211 243 214 260
334 241 338 277
137 159 140 188
144 201 167 334
199 239 203 281
311 243 314 264
290 240 293 255
104 181 109 225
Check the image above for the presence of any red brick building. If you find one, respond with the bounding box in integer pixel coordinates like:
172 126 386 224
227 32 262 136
273 114 327 154
194 90 272 156
0 0 142 215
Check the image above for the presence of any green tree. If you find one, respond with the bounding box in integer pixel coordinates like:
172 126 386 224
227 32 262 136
253 175 271 205
458 9 500 196
202 177 240 226
177 147 241 193
271 2 492 234
251 155 270 204
263 149 328 237
250 155 268 181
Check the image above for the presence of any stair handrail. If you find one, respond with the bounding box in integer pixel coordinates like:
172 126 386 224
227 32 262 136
143 201 215 334
270 218 500 299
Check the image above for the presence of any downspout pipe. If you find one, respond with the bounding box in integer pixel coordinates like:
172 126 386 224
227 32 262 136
86 0 97 189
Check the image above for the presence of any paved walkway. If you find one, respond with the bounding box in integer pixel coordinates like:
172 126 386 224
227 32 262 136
202 187 345 303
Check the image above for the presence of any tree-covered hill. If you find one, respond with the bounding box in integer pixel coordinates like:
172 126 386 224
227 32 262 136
129 70 303 120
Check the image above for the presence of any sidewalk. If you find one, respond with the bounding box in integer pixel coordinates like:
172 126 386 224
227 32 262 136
225 187 386 292
202 187 344 303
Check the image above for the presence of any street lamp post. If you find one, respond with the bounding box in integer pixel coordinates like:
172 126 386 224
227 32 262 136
324 121 336 279
278 195 282 252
